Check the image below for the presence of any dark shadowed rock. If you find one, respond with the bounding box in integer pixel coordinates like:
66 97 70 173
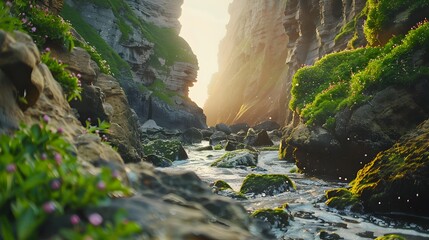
209 131 228 146
253 120 281 132
143 139 188 161
215 123 232 135
146 154 173 167
230 123 250 133
181 127 203 144
225 140 246 151
244 129 274 147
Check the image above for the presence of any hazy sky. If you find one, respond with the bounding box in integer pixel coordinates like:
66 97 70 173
179 0 233 107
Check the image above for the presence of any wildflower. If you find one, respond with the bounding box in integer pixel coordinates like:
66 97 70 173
57 128 64 134
42 201 56 213
112 170 120 179
43 115 50 123
45 47 51 52
5 1 12 7
41 153 48 160
31 27 36 32
54 153 62 165
21 18 28 24
6 164 16 173
70 214 80 225
88 213 103 226
77 73 82 78
97 181 106 190
50 179 61 190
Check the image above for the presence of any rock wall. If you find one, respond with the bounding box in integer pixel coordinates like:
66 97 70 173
204 0 366 126
64 0 206 129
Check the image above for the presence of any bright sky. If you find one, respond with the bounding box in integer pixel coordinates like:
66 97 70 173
179 0 232 107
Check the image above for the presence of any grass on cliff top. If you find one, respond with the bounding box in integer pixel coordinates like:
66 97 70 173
365 0 429 45
61 3 132 79
290 22 429 127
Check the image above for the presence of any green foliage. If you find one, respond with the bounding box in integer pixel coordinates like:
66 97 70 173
61 3 131 78
213 144 223 150
10 0 74 50
325 188 361 211
139 80 179 105
290 22 429 127
364 0 429 45
0 1 23 32
375 234 406 240
41 51 82 101
0 120 140 239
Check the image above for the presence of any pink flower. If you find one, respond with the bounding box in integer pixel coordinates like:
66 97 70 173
77 73 82 79
97 181 106 190
6 164 16 173
70 214 80 225
57 128 64 134
21 18 27 24
5 1 12 7
43 115 50 123
54 153 62 165
51 179 61 190
41 153 48 160
45 47 51 52
88 213 103 226
42 201 56 214
31 27 36 32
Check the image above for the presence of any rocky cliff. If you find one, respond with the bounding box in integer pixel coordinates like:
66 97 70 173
63 0 206 129
204 0 366 126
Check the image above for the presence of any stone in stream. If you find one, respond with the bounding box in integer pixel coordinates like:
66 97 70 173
211 180 247 200
224 140 246 151
215 123 232 135
195 145 213 151
251 204 290 229
244 128 274 147
319 230 342 240
211 149 258 168
240 174 296 196
229 123 250 133
143 139 188 161
146 154 172 167
209 131 228 146
374 234 406 240
180 127 203 144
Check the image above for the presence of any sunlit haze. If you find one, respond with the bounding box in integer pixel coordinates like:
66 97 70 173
179 0 232 107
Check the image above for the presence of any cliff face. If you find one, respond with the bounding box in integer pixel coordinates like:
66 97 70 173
204 0 366 126
64 0 206 129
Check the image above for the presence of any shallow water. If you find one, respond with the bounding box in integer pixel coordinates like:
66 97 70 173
162 142 429 239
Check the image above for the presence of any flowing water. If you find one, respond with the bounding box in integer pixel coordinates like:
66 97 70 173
162 141 429 239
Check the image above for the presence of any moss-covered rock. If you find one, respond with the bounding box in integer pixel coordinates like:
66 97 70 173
211 149 258 168
146 154 173 168
375 234 406 240
240 174 295 196
325 188 363 212
211 180 247 200
251 207 290 229
143 139 188 162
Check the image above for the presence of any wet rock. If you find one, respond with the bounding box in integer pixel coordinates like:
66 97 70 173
251 207 290 229
211 180 247 200
374 234 406 240
146 154 172 167
211 149 258 168
200 128 214 140
140 119 163 133
225 140 246 151
209 131 227 146
181 127 203 144
143 139 188 161
325 188 363 212
244 129 274 147
230 123 249 133
267 129 282 142
215 123 232 135
357 231 375 239
240 174 296 196
319 230 342 240
253 120 280 132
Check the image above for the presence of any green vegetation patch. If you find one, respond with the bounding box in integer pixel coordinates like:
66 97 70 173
375 234 406 240
143 139 188 161
251 207 290 229
290 22 429 127
240 174 296 195
365 0 429 45
0 120 140 239
139 80 179 105
325 188 362 211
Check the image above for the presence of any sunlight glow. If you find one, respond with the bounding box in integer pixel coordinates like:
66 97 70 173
179 0 232 107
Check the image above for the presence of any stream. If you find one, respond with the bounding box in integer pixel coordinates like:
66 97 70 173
162 141 429 240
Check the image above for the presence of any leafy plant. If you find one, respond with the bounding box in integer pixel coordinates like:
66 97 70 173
0 119 140 239
0 1 23 32
41 51 82 101
85 118 111 143
9 0 74 50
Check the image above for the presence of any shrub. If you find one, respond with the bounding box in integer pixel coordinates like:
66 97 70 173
0 119 140 239
0 1 23 32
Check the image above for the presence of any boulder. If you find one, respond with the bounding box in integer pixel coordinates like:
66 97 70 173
240 174 295 196
251 207 290 229
230 123 249 133
140 119 163 133
244 129 274 146
200 128 214 140
209 131 227 146
253 120 280 132
225 140 246 151
215 123 232 135
143 139 188 161
146 154 173 167
195 145 213 151
211 180 247 200
181 127 203 144
211 149 258 168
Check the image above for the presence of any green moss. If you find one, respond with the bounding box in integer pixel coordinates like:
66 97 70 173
210 149 257 168
257 145 279 151
61 3 132 78
325 188 362 211
213 180 233 191
290 22 429 127
213 144 223 150
143 140 188 161
240 174 296 195
251 208 289 229
364 0 429 45
375 234 406 240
